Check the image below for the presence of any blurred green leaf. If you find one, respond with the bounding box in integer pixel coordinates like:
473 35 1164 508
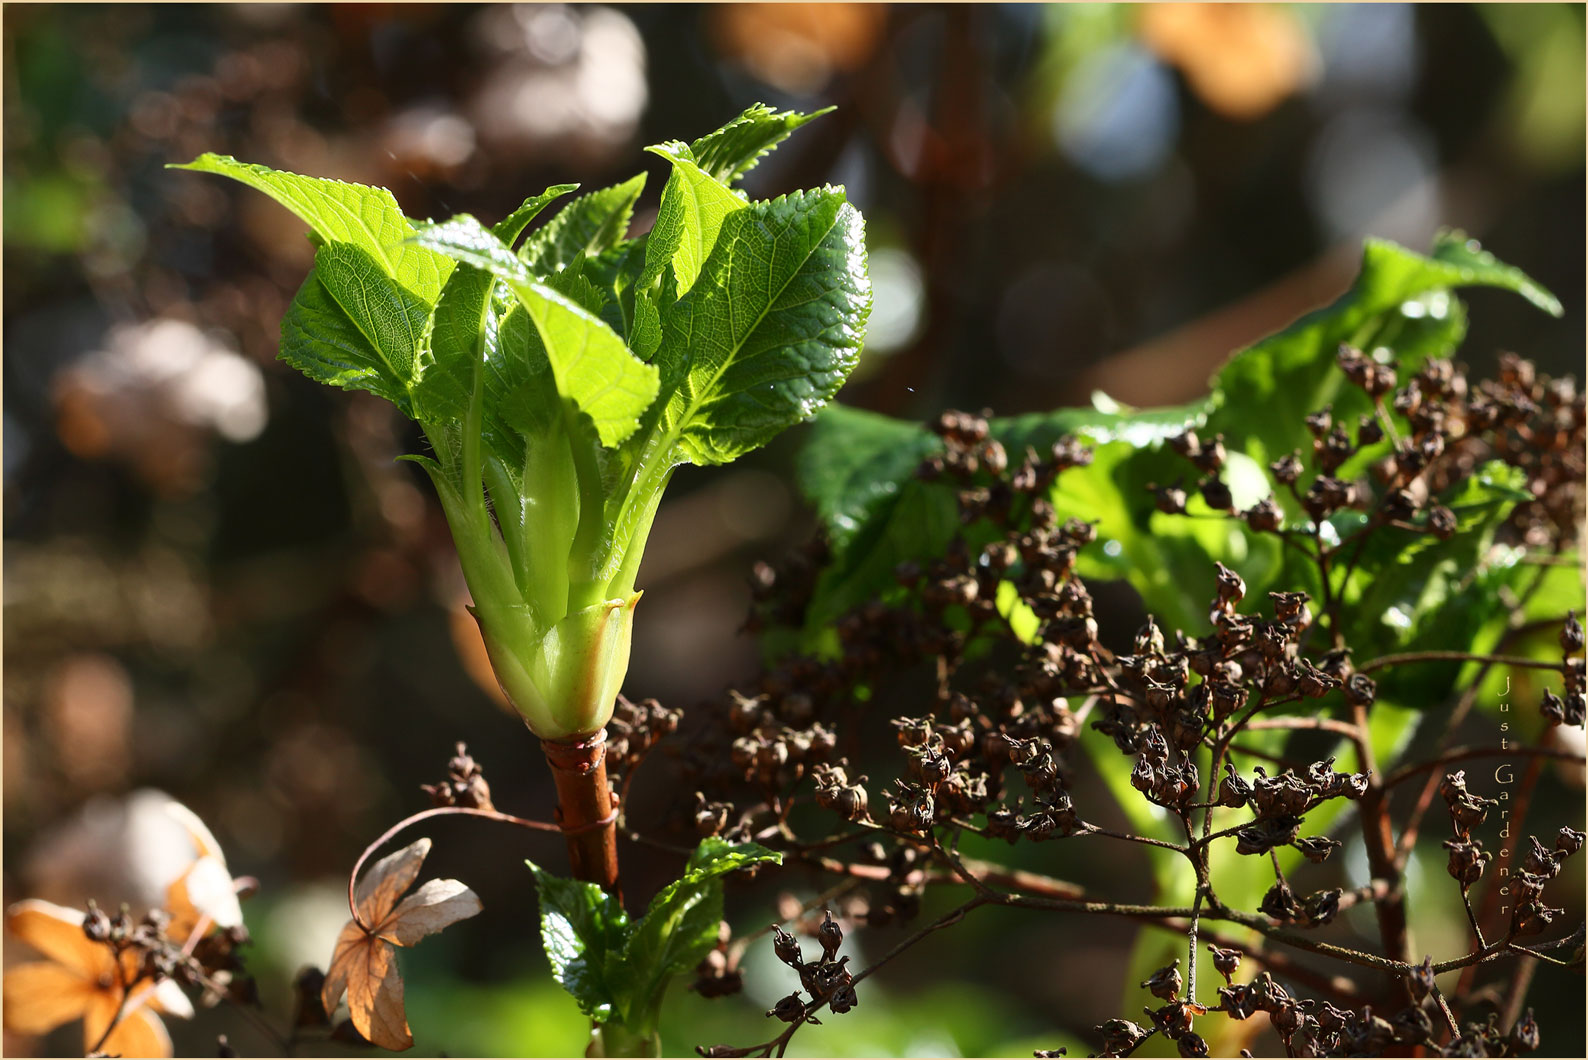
1207 231 1560 469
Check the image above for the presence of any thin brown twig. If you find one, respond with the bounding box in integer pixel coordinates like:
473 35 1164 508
1382 743 1583 790
1356 650 1564 675
346 805 562 931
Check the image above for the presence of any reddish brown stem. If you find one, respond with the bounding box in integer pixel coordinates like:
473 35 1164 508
544 729 621 897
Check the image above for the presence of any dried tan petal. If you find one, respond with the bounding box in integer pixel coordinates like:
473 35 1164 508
1 962 94 1035
321 919 364 1017
5 900 114 982
344 935 411 1051
379 879 482 947
85 991 173 1059
356 838 432 927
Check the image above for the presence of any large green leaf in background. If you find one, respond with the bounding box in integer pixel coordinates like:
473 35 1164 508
797 232 1562 669
794 236 1567 1039
1209 231 1562 469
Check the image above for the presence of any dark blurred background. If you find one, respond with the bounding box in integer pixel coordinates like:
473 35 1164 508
4 4 1583 1056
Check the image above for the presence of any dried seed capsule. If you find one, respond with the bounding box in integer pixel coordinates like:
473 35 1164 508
1511 1008 1540 1052
1427 505 1456 539
1214 563 1246 605
1357 413 1384 446
1563 611 1584 655
1555 825 1585 856
1169 429 1201 459
1235 816 1302 855
1270 451 1303 485
817 909 843 958
1218 764 1252 809
1152 484 1188 515
1444 837 1491 887
835 784 869 822
1305 888 1341 925
1522 835 1564 879
1344 673 1377 708
1337 344 1371 385
1407 955 1436 1001
1142 960 1183 1001
1243 497 1283 532
1096 1019 1148 1056
1260 880 1302 923
771 925 803 968
1293 836 1341 863
769 993 806 1023
1194 434 1227 474
1208 945 1241 982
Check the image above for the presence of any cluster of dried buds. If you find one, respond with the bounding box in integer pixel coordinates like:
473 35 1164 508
1213 967 1453 1056
1440 770 1497 889
675 346 1580 1059
420 742 494 810
719 691 838 796
1509 827 1582 938
606 695 683 787
1464 352 1584 547
1165 347 1584 559
1441 765 1581 937
1437 1009 1542 1057
764 911 856 1025
1093 958 1210 1057
81 900 254 1014
1540 611 1585 727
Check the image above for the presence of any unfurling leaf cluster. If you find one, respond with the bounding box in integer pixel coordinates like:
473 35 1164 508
174 104 871 739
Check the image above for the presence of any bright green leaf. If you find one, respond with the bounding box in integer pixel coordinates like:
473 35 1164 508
652 188 871 468
522 174 647 275
171 153 451 300
610 839 781 1027
527 860 631 1022
642 142 746 297
687 103 833 186
417 183 579 427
